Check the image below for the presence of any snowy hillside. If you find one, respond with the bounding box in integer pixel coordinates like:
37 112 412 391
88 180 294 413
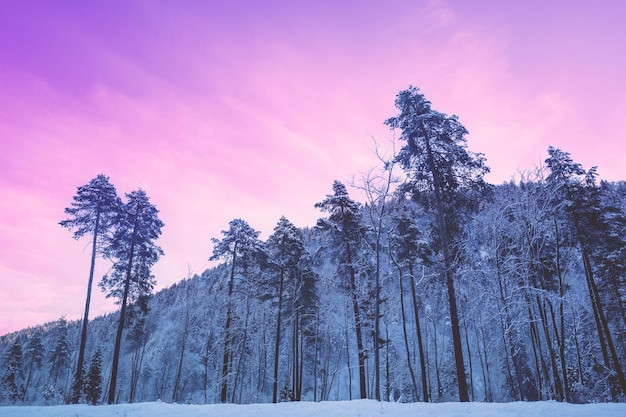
1 172 625 406
1 400 625 417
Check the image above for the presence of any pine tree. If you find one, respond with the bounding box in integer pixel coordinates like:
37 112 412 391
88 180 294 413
84 349 103 405
385 86 489 402
389 201 431 402
316 180 368 399
266 216 306 403
99 189 164 404
545 147 626 398
60 174 121 403
127 295 150 403
210 218 263 403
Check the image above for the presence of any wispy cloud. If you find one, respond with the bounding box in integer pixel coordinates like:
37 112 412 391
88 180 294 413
1 0 624 334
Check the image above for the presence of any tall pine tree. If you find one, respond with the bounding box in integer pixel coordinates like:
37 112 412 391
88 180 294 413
100 189 164 404
266 216 306 403
60 174 121 403
385 86 489 402
210 218 263 403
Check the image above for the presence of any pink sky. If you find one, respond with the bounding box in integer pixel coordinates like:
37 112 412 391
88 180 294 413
1 0 624 335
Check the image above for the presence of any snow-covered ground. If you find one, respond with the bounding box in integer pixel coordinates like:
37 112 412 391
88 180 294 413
0 400 625 417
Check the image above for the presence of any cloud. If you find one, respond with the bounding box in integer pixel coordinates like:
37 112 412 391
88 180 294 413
1 0 625 334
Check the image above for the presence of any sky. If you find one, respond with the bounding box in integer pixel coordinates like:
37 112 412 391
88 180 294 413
1 0 624 336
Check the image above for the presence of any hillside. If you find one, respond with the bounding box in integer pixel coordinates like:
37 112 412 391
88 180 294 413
1 178 625 406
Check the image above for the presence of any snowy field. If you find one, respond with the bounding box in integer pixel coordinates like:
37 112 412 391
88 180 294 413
0 400 625 417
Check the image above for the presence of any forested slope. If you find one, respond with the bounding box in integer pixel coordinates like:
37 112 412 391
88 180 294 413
1 176 624 405
1 87 624 406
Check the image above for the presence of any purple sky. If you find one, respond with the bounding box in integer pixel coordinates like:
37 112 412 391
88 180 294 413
1 0 624 335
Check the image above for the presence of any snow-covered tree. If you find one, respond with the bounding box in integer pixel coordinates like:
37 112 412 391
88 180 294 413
210 218 263 403
385 86 489 402
2 340 23 403
22 330 44 402
84 349 102 405
388 200 432 402
316 180 368 399
100 189 164 404
60 174 121 404
47 318 70 391
546 147 626 399
266 216 308 402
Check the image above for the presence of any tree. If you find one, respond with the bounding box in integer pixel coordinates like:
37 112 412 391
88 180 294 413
172 279 190 404
22 330 44 402
389 201 431 402
48 318 70 389
127 295 150 403
84 349 103 405
266 216 306 403
100 189 164 404
2 340 23 403
385 86 489 402
352 140 400 401
316 180 368 399
60 174 121 403
210 218 263 403
291 254 319 401
545 147 626 398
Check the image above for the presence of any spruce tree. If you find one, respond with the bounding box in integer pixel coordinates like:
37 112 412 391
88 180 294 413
48 318 70 387
60 174 121 403
84 349 102 405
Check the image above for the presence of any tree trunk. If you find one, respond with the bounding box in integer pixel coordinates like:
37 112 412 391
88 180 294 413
107 217 138 404
554 220 571 402
537 297 564 401
345 241 367 399
397 266 419 400
476 314 493 401
424 133 469 402
344 308 353 400
373 224 382 401
582 249 626 397
221 242 238 403
463 314 475 401
172 283 190 403
408 264 429 402
231 289 251 404
272 264 285 403
71 209 101 404
107 263 132 404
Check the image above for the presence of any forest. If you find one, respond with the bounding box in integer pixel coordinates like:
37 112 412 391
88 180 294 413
1 87 625 406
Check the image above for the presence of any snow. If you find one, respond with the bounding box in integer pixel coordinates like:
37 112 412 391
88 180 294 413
0 400 624 417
